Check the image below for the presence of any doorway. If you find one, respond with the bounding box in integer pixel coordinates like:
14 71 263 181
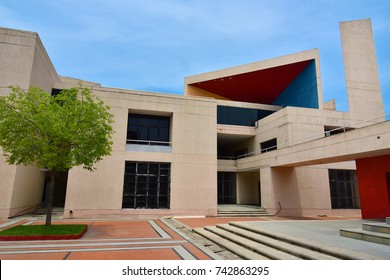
217 172 237 204
41 171 68 207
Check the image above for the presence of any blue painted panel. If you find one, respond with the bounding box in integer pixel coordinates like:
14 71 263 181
272 60 319 108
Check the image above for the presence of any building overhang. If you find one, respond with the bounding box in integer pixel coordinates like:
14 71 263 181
185 49 322 108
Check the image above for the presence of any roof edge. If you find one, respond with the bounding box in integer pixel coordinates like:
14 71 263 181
185 48 319 85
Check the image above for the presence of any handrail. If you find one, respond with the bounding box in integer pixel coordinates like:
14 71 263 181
233 112 390 160
126 139 171 146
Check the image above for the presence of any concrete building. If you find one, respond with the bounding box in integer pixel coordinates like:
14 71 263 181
1 19 389 220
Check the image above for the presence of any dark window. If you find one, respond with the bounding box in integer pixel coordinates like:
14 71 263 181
328 169 360 209
127 113 170 145
217 106 274 126
218 172 237 204
260 138 277 153
122 162 170 209
51 88 62 96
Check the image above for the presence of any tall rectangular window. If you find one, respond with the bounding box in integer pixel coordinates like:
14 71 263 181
127 113 170 145
328 169 360 209
218 172 237 204
122 162 170 209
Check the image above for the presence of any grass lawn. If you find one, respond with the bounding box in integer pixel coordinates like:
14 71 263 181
0 224 88 240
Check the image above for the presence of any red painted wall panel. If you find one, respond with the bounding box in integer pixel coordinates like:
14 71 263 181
356 155 390 219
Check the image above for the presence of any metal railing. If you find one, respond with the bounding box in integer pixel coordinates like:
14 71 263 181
126 139 171 146
220 112 390 161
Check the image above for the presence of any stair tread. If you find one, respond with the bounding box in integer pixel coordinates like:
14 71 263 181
231 222 381 260
193 228 269 260
363 222 390 227
218 215 271 217
217 224 339 260
340 228 390 238
363 222 390 228
204 226 302 260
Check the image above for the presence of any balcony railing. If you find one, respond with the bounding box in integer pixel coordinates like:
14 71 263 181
126 139 171 146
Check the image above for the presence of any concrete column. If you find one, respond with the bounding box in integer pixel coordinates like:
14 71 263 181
259 166 278 211
340 19 384 120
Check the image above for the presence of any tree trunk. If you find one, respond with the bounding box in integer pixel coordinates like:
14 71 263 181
45 171 57 226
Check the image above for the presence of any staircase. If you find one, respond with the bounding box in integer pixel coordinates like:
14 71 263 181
193 222 377 260
217 204 270 217
340 217 390 246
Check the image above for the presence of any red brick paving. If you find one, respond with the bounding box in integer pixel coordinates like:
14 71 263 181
66 248 181 260
0 219 212 260
0 215 362 260
0 252 67 260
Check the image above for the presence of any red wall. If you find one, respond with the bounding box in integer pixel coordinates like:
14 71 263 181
356 155 390 219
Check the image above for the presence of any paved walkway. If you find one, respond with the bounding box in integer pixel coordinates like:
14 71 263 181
1 214 389 260
175 216 390 259
230 219 390 259
0 218 217 260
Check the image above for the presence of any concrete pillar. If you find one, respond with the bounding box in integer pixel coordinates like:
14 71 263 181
259 166 278 212
340 19 384 120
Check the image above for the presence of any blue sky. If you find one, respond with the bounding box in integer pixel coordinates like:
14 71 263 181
1 0 389 114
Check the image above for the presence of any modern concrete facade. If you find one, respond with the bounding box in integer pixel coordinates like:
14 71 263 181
1 19 389 220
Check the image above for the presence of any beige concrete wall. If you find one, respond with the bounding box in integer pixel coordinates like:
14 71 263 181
0 156 16 218
340 19 384 120
237 172 260 205
0 28 35 95
260 162 358 217
64 87 217 218
0 158 44 219
29 36 59 92
217 159 237 172
9 166 44 216
0 27 58 94
0 28 59 218
255 106 355 149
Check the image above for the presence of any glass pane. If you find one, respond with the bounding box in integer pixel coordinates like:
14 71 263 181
159 128 169 142
329 169 360 209
137 163 148 174
125 163 136 174
123 161 170 209
337 170 345 181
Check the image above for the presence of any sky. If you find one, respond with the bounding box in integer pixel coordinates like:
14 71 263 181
1 0 389 114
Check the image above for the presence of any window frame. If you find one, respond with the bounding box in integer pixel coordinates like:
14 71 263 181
122 161 171 209
328 169 360 209
126 113 170 146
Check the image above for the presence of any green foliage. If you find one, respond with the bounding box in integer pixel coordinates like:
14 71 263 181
0 224 88 236
0 85 114 172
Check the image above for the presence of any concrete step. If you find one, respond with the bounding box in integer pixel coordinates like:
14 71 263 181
231 222 380 260
217 224 339 260
386 217 390 225
193 228 269 260
340 228 390 246
203 226 302 260
218 210 269 213
362 222 390 234
217 208 270 217
217 213 271 217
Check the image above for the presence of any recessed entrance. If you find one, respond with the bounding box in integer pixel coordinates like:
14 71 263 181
41 171 68 207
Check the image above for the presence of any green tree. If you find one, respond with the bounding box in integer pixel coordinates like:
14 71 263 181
0 85 114 225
